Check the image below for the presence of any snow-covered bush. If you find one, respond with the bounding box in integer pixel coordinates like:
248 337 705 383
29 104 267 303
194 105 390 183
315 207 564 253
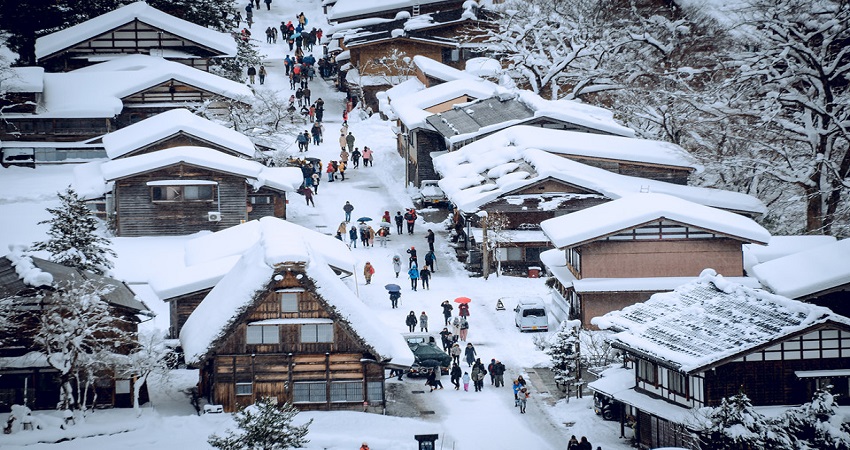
208 398 312 450
546 320 581 386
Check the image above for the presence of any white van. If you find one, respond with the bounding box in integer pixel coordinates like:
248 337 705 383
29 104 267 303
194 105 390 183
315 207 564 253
510 297 549 332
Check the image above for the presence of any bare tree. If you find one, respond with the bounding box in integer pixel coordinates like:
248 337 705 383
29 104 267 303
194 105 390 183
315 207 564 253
118 330 174 416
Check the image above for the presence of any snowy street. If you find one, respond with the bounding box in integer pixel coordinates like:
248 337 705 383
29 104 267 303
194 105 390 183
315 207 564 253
0 1 633 449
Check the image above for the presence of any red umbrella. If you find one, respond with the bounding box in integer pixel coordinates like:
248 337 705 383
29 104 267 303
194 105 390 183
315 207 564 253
454 297 471 304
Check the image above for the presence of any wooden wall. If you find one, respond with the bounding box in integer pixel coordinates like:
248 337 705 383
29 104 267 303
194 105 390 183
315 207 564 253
168 289 211 338
579 238 744 278
114 164 246 236
119 132 248 159
579 291 657 329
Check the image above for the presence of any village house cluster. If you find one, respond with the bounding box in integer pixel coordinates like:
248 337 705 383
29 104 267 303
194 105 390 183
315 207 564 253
0 1 848 449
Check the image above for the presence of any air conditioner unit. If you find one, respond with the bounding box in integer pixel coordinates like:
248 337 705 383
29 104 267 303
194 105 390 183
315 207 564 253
208 211 222 222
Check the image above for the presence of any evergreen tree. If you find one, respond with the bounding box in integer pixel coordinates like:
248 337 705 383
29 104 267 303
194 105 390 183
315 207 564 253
697 392 791 449
212 36 263 83
32 186 115 275
778 388 850 449
546 320 581 387
208 398 312 450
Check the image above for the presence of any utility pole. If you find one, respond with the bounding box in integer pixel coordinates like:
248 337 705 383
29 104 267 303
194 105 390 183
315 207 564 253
481 213 489 280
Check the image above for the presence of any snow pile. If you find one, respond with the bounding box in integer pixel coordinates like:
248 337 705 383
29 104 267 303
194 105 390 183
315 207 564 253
329 0 456 22
102 109 256 159
412 55 481 83
465 57 501 77
743 235 837 272
6 245 53 287
591 269 850 372
751 238 850 299
540 193 771 249
74 146 303 198
35 1 236 60
5 67 44 92
514 90 635 138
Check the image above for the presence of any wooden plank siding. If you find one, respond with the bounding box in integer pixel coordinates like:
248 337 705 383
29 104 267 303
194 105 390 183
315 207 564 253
39 19 222 72
113 164 247 236
167 289 211 338
196 264 388 412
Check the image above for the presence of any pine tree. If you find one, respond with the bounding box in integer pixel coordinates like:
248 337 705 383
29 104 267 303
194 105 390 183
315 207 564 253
32 186 116 275
697 392 790 449
779 388 850 449
546 320 581 387
208 398 312 450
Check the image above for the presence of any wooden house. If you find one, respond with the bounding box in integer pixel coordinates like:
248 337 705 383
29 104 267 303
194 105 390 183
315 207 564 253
0 250 151 412
74 147 302 236
539 193 770 328
752 238 850 318
432 138 762 275
35 1 236 72
179 225 413 412
327 0 466 23
1 55 252 162
150 218 356 339
589 271 850 449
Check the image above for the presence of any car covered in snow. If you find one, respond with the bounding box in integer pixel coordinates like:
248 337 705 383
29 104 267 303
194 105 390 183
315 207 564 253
403 332 451 377
419 180 448 206
508 296 549 332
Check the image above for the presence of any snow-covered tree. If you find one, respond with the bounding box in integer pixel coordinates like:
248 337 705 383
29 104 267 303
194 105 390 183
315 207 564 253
578 328 617 369
478 210 511 278
211 35 263 83
777 388 850 449
33 279 132 411
696 391 791 449
31 186 115 275
118 330 175 416
208 398 312 450
546 320 581 387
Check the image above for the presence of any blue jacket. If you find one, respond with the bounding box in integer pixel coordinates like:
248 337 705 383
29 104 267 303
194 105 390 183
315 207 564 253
408 266 419 279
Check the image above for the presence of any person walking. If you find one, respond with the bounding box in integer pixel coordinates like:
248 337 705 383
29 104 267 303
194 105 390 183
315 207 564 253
301 186 314 207
337 221 347 237
408 263 420 291
450 342 461 365
345 132 356 152
451 316 461 337
426 229 435 252
464 343 476 367
493 360 506 387
577 437 593 450
247 65 257 84
420 266 431 290
430 368 443 390
360 225 369 248
405 311 418 332
377 226 388 247
394 211 404 235
342 109 348 126
258 65 267 84
458 302 469 318
424 250 437 272
296 130 309 152
351 147 361 168
338 161 346 181
343 201 354 222
339 148 349 164
362 147 373 167
311 171 320 194
392 254 401 278
326 161 335 182
348 226 358 248
311 122 322 146
471 362 485 392
303 86 311 105
518 387 529 413
567 436 580 450
441 300 453 325
406 246 418 267
459 316 469 341
513 379 522 407
338 132 347 152
439 327 453 352
419 311 428 332
389 290 401 308
404 209 417 234
363 262 375 285
450 364 461 390
462 371 470 392
487 359 497 386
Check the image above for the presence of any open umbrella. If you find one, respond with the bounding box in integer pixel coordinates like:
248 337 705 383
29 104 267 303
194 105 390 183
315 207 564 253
384 284 401 292
357 217 373 222
454 297 471 304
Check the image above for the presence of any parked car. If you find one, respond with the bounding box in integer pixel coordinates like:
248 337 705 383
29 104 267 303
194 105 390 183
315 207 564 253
403 333 451 376
593 392 621 420
508 296 549 332
419 180 448 206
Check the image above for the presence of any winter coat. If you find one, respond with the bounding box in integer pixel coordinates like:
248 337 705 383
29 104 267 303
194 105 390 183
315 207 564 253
441 302 453 317
392 256 402 273
247 66 257 75
406 248 417 259
450 344 462 357
426 230 435 244
343 202 354 213
577 438 592 450
352 149 362 161
338 134 347 148
471 365 484 381
493 361 506 376
345 134 356 147
425 251 436 264
408 266 419 279
394 213 404 225
363 263 375 278
389 291 401 301
450 365 461 380
296 133 308 143
462 373 470 385
419 313 428 328
348 228 358 240
458 303 469 317
340 150 349 162
460 318 469 330
405 313 418 327
326 163 334 174
362 148 373 160
464 345 476 364
420 268 431 281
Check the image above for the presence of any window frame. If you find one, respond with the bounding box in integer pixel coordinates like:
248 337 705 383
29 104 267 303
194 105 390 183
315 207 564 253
329 381 363 403
246 324 279 344
667 370 687 397
637 359 658 386
301 323 334 343
293 381 327 403
235 382 253 396
150 184 215 203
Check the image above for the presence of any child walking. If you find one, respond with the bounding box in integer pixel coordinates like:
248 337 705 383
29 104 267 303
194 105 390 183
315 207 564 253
462 372 470 392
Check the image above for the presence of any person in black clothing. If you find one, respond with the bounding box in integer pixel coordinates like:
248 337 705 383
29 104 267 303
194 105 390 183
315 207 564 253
389 290 401 308
577 437 593 450
450 364 462 390
441 300 453 325
439 327 453 352
426 229 435 252
394 211 404 235
405 311 418 332
406 246 418 268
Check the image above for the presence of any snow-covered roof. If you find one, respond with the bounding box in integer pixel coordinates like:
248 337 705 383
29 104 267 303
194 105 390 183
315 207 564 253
750 239 850 300
464 57 501 77
101 109 256 159
540 193 770 249
149 255 240 300
589 366 698 424
591 269 850 372
433 146 766 215
469 227 548 244
743 235 838 273
179 218 415 367
7 55 252 119
73 146 302 199
35 1 236 60
413 55 480 84
4 67 44 92
328 0 462 22
391 79 500 129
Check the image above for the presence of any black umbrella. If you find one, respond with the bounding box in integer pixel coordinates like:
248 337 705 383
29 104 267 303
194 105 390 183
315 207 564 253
384 283 401 292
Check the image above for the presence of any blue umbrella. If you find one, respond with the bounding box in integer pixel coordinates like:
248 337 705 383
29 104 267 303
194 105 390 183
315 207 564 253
384 284 401 292
357 217 373 222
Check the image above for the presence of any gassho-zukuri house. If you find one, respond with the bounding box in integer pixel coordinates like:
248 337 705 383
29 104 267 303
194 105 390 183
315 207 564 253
539 193 770 327
589 269 850 449
178 218 414 412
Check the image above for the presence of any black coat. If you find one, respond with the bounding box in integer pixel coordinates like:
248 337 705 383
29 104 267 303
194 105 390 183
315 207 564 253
405 314 417 326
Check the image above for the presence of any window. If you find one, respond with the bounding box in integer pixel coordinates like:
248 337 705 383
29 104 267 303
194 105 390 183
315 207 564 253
330 381 363 402
637 359 658 385
246 325 279 344
668 371 687 396
249 195 273 204
366 381 383 403
151 185 214 202
236 383 252 396
495 247 522 261
279 292 299 313
293 382 326 403
301 324 334 343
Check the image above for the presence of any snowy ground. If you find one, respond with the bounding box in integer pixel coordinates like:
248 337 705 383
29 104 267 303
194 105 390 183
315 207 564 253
0 1 633 448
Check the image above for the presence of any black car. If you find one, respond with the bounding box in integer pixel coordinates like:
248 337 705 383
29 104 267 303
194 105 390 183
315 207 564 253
404 333 451 377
